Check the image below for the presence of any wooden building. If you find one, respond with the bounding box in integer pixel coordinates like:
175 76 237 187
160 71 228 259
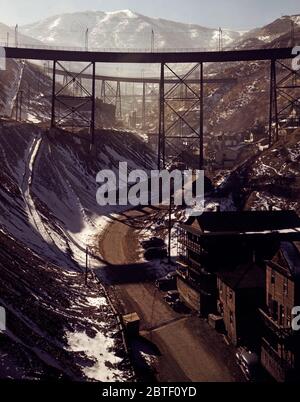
177 211 300 319
217 263 265 346
260 241 300 382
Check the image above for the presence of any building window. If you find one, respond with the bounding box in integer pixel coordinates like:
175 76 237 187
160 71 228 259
268 293 273 311
272 300 278 322
286 308 291 328
271 270 276 285
279 305 285 326
283 278 288 297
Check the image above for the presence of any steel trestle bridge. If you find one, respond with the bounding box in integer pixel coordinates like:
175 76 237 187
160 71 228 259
2 45 297 169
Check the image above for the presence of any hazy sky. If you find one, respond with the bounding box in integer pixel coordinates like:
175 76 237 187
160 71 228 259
0 0 299 29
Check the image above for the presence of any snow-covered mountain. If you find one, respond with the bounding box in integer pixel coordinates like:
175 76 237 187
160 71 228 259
20 10 243 50
233 14 300 49
0 21 40 47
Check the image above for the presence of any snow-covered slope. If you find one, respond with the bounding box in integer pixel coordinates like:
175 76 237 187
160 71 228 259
0 59 55 122
0 120 155 380
233 14 300 49
0 21 41 47
0 59 23 117
20 10 243 50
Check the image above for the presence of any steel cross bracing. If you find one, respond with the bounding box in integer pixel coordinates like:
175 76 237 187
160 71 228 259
48 66 236 85
100 80 122 120
3 45 295 158
269 60 279 145
269 59 300 145
158 63 204 170
51 61 96 143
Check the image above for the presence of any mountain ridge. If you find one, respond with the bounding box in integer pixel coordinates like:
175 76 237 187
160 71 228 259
19 9 243 50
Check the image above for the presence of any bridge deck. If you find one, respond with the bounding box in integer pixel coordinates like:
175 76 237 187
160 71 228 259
4 46 294 63
52 69 237 84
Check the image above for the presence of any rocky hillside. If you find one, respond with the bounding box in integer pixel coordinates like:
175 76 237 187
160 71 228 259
0 119 155 380
204 18 300 136
244 129 300 213
0 59 58 123
233 14 300 49
0 229 130 381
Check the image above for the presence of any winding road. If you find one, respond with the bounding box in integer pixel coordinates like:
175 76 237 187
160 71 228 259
98 207 244 382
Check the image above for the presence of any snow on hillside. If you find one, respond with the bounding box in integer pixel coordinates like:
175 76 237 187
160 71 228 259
0 59 53 122
0 21 41 47
234 14 300 48
0 121 155 271
20 10 242 51
0 59 23 117
242 129 300 213
0 119 155 380
0 59 92 125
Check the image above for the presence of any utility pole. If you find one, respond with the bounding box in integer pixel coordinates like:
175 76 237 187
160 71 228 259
85 246 89 286
6 32 9 47
142 82 146 130
20 90 23 121
291 20 295 47
15 90 23 121
28 84 31 110
85 28 89 51
91 62 96 145
15 92 19 121
51 60 56 128
200 62 204 170
168 194 173 264
219 27 223 51
151 29 155 52
15 24 18 48
158 62 165 169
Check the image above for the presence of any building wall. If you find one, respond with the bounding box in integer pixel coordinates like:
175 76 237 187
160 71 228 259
177 276 200 312
218 279 238 345
261 341 287 383
266 265 295 328
261 264 297 382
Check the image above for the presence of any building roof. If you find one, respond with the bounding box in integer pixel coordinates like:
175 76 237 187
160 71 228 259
182 211 300 237
217 263 265 290
269 241 300 280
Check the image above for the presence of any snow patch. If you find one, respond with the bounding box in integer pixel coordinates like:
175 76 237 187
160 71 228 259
66 331 124 381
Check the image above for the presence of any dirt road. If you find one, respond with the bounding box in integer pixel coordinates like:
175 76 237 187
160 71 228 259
98 207 244 382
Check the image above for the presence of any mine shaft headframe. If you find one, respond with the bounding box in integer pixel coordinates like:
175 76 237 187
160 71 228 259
269 58 300 146
51 60 96 144
158 62 204 171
